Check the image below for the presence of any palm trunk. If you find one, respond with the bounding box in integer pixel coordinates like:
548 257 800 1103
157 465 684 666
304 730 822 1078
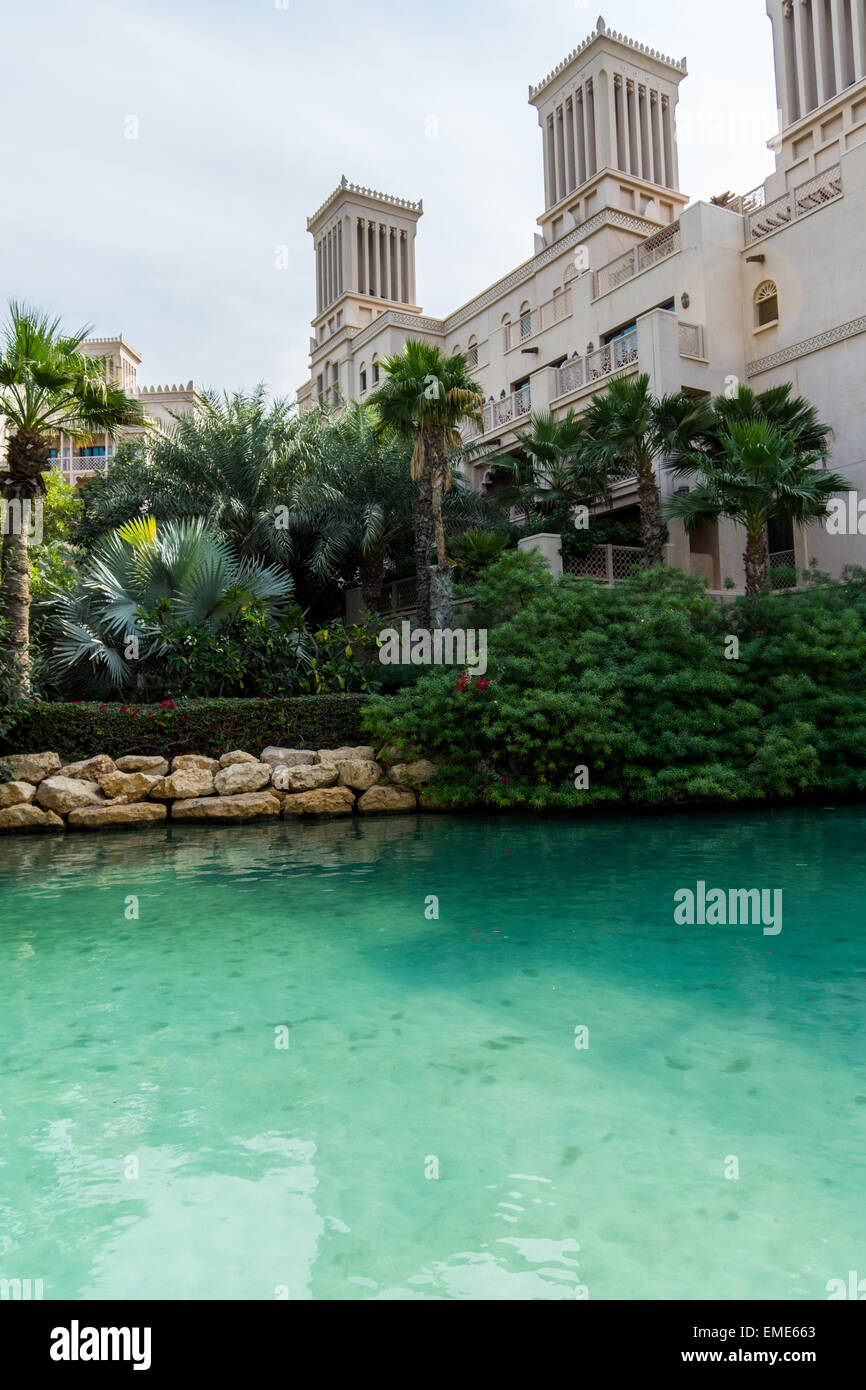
0 519 31 696
360 552 385 611
636 457 664 567
414 431 434 629
428 428 453 630
744 525 769 596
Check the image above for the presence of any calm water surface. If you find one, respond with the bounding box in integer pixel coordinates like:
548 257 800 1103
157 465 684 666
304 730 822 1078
0 807 864 1300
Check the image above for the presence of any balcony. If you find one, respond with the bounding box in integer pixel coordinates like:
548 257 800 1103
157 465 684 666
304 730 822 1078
594 223 681 297
563 544 645 582
502 287 573 351
552 329 639 399
52 455 112 484
744 165 841 242
465 384 532 440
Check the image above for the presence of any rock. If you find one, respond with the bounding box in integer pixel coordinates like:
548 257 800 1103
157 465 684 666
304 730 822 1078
377 744 419 769
148 768 215 800
219 750 258 767
58 754 117 782
67 803 168 830
171 754 220 773
98 771 162 804
316 746 375 764
280 786 356 817
0 804 65 833
170 791 281 823
213 762 272 795
0 781 37 809
389 759 438 788
338 758 382 792
357 786 417 814
272 764 339 793
260 747 318 769
5 752 61 784
116 755 169 775
36 776 105 814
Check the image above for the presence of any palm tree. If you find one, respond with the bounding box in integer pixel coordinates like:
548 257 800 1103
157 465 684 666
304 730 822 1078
663 418 849 595
0 302 144 689
47 516 294 690
369 339 483 628
582 374 710 566
495 408 619 522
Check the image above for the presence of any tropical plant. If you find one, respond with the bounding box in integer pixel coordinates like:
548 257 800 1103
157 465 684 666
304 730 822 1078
448 528 510 579
45 516 294 692
495 408 619 521
705 382 831 458
664 418 849 594
582 374 710 566
368 339 483 628
0 302 144 690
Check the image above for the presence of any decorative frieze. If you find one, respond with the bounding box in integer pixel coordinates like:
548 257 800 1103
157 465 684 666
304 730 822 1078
746 314 866 376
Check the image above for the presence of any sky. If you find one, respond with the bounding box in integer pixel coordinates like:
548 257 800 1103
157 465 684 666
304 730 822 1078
1 0 779 401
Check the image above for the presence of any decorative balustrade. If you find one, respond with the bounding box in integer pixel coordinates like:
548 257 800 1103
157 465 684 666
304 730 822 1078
552 329 639 399
503 288 572 350
564 544 644 582
465 383 533 438
747 165 841 241
595 223 681 297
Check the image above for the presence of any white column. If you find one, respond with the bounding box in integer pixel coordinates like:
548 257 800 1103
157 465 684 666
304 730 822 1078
316 241 322 312
830 0 847 91
549 113 560 203
813 0 831 104
368 223 376 296
646 91 657 184
338 221 344 296
584 82 597 176
666 99 680 188
660 98 672 187
349 216 359 294
574 90 587 185
792 0 813 115
408 230 416 304
556 105 567 199
565 99 576 192
852 0 866 78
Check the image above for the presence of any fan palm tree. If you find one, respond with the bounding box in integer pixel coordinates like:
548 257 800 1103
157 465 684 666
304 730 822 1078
707 382 831 458
663 418 849 595
0 302 144 690
582 374 711 566
47 516 294 690
369 339 483 627
494 408 620 521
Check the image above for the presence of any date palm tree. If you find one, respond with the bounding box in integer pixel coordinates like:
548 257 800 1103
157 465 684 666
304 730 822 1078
369 339 483 627
0 302 144 690
663 418 849 594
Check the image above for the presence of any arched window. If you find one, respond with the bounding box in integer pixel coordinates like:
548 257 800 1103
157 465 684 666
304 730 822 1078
372 354 380 385
359 362 367 394
466 335 478 369
755 280 779 327
519 301 532 339
502 313 512 351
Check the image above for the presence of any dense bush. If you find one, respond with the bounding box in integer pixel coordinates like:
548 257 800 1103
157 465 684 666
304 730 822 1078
0 694 368 764
363 553 866 809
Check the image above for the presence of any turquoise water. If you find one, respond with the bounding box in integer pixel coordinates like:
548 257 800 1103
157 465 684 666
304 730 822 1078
0 807 864 1301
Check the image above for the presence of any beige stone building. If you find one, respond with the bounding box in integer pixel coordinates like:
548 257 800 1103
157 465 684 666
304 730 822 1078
297 6 866 590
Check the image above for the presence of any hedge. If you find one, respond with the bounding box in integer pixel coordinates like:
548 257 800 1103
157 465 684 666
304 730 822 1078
0 695 371 764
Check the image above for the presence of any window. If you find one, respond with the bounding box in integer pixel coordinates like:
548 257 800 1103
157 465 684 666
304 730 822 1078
519 301 532 339
372 356 380 385
360 363 367 394
755 280 779 327
466 336 478 369
317 373 324 401
502 313 512 351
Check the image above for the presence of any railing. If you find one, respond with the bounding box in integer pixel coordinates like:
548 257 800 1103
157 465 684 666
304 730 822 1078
465 383 532 439
768 548 797 590
723 184 766 218
503 287 572 350
552 329 639 398
53 455 112 481
594 223 681 297
747 164 841 241
563 544 645 582
678 321 705 358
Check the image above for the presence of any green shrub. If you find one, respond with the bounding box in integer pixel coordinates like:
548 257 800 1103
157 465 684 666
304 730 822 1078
0 694 368 762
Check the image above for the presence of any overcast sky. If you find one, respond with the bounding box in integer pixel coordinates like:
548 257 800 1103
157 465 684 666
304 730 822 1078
2 0 778 400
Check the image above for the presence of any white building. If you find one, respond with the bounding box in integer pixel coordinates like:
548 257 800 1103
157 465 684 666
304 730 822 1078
297 5 866 589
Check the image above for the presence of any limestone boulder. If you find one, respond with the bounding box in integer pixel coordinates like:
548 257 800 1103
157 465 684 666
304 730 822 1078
389 759 438 788
316 746 375 764
0 781 37 809
170 791 281 823
5 752 61 784
171 754 220 773
148 768 215 800
36 777 105 815
68 803 168 830
273 763 338 793
219 750 258 767
260 747 318 769
116 755 169 775
338 758 382 792
377 744 419 769
357 786 417 815
58 754 116 782
0 804 65 833
213 761 272 795
98 770 163 804
280 786 356 817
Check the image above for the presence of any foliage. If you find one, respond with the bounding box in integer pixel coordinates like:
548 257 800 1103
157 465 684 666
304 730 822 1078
0 693 369 763
363 553 866 810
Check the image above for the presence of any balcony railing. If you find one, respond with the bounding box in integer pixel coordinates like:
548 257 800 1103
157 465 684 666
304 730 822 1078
503 287 572 350
564 544 645 582
746 164 841 241
552 329 639 398
595 223 681 297
465 383 532 439
768 548 797 590
53 455 112 481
